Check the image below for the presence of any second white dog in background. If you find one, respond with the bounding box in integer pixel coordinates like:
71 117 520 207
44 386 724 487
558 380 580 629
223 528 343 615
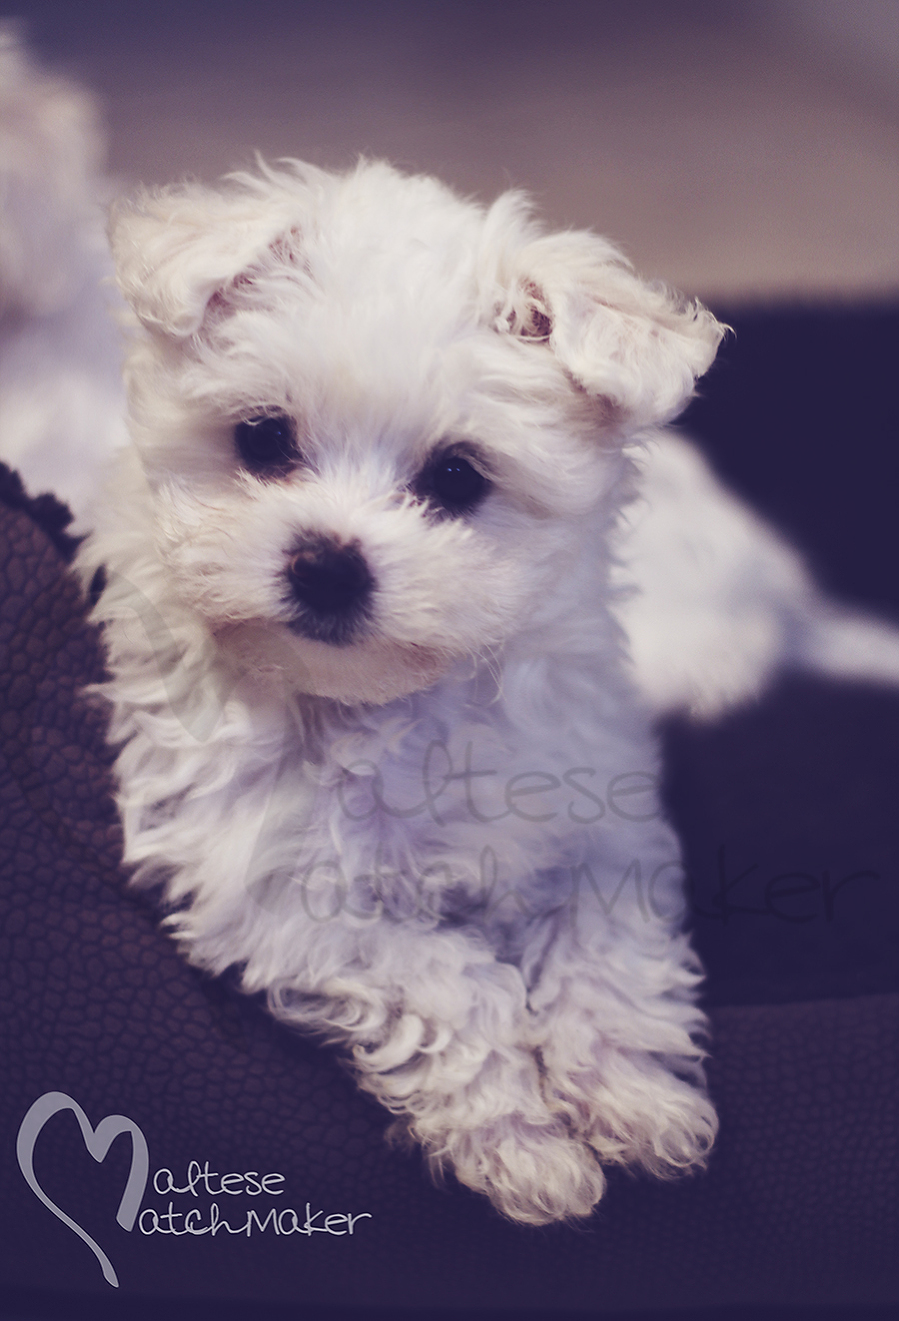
0 29 126 531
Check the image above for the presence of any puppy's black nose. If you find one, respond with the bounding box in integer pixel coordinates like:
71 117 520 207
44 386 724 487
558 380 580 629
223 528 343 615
286 537 373 644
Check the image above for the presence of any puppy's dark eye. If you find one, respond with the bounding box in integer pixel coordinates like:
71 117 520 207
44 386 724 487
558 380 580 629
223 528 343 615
415 452 489 516
234 415 298 473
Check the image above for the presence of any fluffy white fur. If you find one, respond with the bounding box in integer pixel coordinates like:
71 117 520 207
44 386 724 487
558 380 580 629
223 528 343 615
5 48 899 1226
614 432 899 717
0 29 126 530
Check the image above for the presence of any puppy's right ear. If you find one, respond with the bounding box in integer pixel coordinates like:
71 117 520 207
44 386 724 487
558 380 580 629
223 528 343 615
108 182 297 338
483 193 724 434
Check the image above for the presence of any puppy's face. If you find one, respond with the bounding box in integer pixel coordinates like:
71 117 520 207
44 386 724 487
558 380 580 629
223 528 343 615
111 162 722 703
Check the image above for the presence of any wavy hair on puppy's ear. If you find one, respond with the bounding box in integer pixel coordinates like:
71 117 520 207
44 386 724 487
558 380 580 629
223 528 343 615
484 192 725 434
107 172 307 339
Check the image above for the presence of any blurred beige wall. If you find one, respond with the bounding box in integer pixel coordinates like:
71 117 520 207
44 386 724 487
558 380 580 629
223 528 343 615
7 0 899 304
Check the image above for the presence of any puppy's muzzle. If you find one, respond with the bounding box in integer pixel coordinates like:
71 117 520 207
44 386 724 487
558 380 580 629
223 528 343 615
286 536 374 646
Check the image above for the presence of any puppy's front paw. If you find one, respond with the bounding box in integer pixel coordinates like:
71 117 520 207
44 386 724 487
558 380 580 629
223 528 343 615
409 1114 607 1225
544 1051 717 1177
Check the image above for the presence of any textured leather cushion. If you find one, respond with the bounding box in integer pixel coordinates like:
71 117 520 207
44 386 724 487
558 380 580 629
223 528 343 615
2 305 899 1314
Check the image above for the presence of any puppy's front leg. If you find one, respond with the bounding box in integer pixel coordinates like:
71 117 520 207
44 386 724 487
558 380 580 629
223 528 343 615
263 917 605 1224
526 899 717 1178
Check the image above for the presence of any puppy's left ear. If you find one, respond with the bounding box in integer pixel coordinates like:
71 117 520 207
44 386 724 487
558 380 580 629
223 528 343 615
489 199 725 432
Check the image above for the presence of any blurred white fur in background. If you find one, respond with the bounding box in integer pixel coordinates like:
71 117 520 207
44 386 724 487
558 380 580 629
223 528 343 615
0 24 126 531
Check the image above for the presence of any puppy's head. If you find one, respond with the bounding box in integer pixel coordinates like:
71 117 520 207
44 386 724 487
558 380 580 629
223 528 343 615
109 159 722 704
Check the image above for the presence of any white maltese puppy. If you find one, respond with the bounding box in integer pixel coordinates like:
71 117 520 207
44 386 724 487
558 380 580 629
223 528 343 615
5 49 899 1225
77 158 725 1225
